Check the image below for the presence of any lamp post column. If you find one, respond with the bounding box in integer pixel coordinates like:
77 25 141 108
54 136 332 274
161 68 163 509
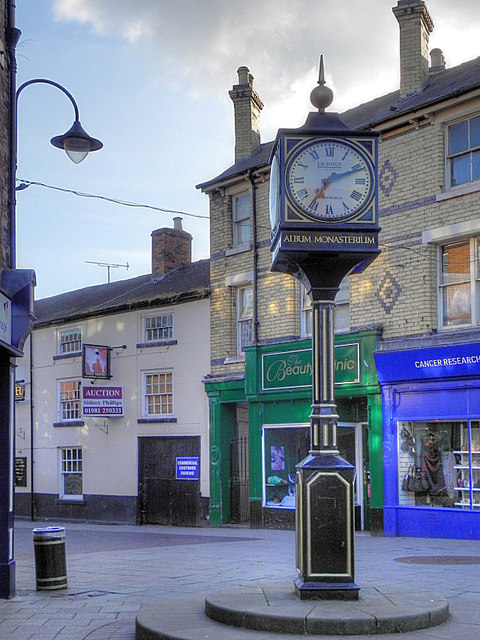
310 297 338 454
0 21 103 598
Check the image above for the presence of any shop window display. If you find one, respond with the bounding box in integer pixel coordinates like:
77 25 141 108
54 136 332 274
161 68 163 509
263 424 360 509
264 426 309 508
398 420 480 509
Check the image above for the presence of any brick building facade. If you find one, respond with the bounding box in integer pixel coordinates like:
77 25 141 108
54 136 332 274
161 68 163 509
198 0 480 538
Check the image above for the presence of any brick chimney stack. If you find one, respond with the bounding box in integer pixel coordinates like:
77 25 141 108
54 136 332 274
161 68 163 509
229 66 264 162
393 0 434 98
151 217 192 278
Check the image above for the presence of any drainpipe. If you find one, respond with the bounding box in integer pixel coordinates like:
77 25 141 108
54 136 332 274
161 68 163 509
7 1 21 268
29 333 35 521
248 170 259 343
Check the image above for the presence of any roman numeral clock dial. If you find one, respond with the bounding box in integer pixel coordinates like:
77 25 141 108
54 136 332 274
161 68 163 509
286 138 374 222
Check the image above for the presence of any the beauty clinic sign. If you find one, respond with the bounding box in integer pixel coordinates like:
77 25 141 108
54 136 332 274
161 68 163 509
262 343 359 391
375 342 480 384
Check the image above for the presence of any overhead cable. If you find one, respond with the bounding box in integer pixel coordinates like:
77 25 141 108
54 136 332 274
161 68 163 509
16 179 209 220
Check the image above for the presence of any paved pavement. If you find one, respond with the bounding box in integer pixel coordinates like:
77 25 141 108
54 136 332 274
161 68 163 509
0 519 479 639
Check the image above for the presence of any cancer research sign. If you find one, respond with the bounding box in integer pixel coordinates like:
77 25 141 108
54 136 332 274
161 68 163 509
374 342 480 384
82 386 124 417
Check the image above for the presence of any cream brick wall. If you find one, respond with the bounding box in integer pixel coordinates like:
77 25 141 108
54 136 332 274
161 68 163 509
351 98 480 339
208 174 300 378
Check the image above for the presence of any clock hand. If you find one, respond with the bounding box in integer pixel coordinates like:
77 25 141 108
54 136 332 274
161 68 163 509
326 166 363 183
314 178 331 200
310 169 361 204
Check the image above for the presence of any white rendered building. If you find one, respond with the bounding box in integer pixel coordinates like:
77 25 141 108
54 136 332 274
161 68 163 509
14 221 210 525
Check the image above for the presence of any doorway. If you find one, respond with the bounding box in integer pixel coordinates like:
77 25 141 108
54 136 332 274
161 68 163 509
138 436 201 526
230 403 250 523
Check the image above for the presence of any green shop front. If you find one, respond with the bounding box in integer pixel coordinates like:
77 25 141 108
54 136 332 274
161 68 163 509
204 329 383 533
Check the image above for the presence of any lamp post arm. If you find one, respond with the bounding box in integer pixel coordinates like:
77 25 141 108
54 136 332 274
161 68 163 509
16 79 81 121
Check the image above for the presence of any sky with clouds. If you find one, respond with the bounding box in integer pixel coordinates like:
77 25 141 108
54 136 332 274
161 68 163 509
15 0 480 298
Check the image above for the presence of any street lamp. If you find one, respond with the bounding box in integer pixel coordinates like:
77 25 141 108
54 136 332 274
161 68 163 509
0 31 103 597
11 78 103 266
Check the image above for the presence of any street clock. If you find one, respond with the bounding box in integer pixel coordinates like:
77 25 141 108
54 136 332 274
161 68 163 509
268 57 381 601
269 63 380 284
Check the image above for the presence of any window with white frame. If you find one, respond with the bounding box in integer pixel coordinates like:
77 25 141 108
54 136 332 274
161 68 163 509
59 447 83 499
439 237 479 328
334 279 351 333
143 371 173 416
447 115 480 188
233 193 251 246
58 327 82 355
144 314 173 342
301 288 312 337
58 379 81 421
301 279 350 337
237 285 254 354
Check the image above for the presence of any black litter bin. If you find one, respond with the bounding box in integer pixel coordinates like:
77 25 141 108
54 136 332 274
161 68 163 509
33 526 67 590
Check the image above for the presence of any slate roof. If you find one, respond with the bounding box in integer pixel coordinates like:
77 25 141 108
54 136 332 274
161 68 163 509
197 142 273 190
197 57 480 189
341 56 480 130
33 259 210 326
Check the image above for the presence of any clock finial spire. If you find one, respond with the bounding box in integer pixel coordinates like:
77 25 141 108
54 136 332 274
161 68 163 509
310 55 333 113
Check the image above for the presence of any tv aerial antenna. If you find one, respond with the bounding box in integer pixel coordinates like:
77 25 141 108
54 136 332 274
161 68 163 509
86 260 129 283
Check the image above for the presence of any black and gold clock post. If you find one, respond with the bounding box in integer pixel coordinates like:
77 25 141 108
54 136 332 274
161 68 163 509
269 58 380 600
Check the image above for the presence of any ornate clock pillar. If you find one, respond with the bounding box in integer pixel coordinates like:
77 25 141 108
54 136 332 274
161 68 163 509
269 58 380 600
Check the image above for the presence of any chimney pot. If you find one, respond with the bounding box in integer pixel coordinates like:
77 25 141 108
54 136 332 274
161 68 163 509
237 66 252 86
430 47 446 72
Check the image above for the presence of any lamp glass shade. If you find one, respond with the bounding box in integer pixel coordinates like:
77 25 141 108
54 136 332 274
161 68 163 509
64 139 90 164
50 120 103 164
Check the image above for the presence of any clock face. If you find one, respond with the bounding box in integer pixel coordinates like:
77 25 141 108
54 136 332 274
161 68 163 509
286 138 374 222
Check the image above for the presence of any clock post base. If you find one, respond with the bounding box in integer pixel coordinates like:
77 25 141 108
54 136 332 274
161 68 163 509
294 576 360 600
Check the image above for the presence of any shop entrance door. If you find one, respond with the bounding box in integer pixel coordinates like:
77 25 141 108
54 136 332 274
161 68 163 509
138 436 201 526
230 403 250 523
337 423 365 530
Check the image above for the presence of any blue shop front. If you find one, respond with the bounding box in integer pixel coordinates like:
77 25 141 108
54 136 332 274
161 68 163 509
375 342 480 540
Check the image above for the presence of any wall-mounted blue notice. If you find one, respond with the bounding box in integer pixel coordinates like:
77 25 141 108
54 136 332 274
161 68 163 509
176 457 200 481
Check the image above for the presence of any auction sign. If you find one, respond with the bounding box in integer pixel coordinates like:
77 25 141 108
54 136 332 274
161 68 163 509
82 386 124 417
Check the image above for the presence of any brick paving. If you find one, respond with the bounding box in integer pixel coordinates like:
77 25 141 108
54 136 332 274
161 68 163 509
0 520 478 639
